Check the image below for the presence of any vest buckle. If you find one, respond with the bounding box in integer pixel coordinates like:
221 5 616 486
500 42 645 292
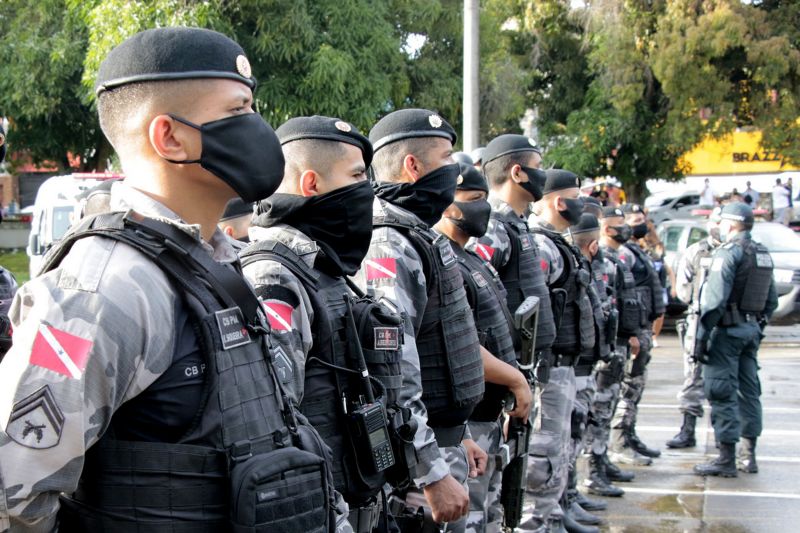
230 440 253 463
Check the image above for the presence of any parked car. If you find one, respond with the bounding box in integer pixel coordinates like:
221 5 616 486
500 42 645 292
644 190 703 225
656 219 800 322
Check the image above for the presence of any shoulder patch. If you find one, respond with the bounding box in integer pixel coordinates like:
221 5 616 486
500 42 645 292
365 258 398 280
711 257 725 272
30 324 93 379
756 253 773 268
6 385 65 449
56 235 117 292
474 243 495 262
261 300 294 332
471 270 489 288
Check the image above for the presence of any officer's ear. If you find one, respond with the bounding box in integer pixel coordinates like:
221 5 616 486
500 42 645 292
222 225 234 237
149 114 195 162
401 154 424 183
299 170 321 197
509 164 523 184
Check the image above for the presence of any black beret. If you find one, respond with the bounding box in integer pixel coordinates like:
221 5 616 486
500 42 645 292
720 202 754 224
482 134 541 166
470 147 485 164
582 196 602 217
369 108 457 153
601 206 625 219
571 213 600 235
453 152 474 166
620 203 644 214
543 169 581 195
221 198 254 221
0 123 5 164
276 115 373 168
96 27 256 95
456 162 488 193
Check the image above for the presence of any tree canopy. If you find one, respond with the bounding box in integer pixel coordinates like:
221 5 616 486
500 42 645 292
0 0 798 196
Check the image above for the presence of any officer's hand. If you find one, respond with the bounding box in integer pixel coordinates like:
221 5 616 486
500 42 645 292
508 373 533 423
463 438 488 478
692 337 708 362
629 336 640 357
423 474 469 522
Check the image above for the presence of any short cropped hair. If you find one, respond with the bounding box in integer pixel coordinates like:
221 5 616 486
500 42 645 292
482 152 534 188
280 139 346 190
370 138 435 183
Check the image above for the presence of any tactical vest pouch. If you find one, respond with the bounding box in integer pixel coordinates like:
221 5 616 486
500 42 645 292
230 446 332 533
619 297 641 336
634 287 652 327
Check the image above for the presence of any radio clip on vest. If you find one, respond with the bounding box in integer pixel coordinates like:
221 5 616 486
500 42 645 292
343 296 396 474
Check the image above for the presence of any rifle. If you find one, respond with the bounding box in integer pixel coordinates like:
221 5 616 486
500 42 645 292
499 296 539 530
686 261 709 363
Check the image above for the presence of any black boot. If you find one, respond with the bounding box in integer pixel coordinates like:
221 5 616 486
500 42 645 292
583 453 624 497
562 508 599 533
666 413 697 448
628 429 661 458
574 490 607 512
694 442 738 477
737 437 758 473
567 500 603 526
602 453 635 482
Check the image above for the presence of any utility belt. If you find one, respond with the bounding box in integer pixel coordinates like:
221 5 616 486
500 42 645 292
720 306 761 327
552 353 579 368
347 497 383 533
432 423 467 448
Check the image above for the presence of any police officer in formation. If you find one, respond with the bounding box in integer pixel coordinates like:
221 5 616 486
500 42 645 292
667 208 722 449
352 109 486 530
588 207 642 494
239 116 406 532
0 27 342 532
433 162 532 533
527 170 595 532
693 202 777 477
609 204 665 465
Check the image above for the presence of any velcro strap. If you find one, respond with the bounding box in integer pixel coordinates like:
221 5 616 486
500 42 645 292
433 424 467 448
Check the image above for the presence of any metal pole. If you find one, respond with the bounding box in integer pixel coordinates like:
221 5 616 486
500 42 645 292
463 0 479 152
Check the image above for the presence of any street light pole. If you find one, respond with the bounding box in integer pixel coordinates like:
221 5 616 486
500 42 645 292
463 0 479 152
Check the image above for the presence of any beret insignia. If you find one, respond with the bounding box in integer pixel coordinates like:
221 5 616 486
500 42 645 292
236 55 252 78
335 120 352 132
429 115 443 128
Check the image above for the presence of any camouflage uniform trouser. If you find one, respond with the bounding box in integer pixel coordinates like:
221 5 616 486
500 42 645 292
612 329 652 432
524 366 576 525
567 373 596 494
465 420 503 533
678 315 705 418
586 352 624 455
401 444 470 533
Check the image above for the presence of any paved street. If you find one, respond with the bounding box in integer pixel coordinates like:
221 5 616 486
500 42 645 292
571 326 800 533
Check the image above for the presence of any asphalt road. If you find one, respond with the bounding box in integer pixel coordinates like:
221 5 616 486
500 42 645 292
569 326 800 533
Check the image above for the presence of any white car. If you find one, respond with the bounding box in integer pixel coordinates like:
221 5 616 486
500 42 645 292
27 173 122 278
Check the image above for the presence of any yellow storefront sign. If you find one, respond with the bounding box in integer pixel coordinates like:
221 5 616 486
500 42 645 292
681 129 800 175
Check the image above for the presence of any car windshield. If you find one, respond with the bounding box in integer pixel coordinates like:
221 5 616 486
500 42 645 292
751 223 800 253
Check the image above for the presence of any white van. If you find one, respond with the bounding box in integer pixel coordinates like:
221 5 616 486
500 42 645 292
26 173 122 278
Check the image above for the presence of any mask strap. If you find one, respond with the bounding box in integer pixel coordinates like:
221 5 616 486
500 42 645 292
164 113 202 165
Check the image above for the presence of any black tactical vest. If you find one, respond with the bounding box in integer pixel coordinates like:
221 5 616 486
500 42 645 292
581 256 609 365
625 243 666 321
489 210 556 352
239 240 404 505
373 202 484 428
531 227 595 357
454 244 517 422
602 247 641 337
44 212 335 533
727 238 774 313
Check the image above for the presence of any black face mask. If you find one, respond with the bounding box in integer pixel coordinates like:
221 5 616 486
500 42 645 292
374 163 460 226
449 199 492 238
610 224 632 244
591 245 604 262
631 222 648 239
517 166 547 201
254 181 375 277
167 113 284 203
558 197 585 225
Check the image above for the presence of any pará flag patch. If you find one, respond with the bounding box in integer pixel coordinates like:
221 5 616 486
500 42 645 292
474 243 495 262
30 324 92 379
262 301 293 332
365 258 397 280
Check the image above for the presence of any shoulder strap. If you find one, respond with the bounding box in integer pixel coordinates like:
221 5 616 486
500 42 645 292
240 239 320 290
